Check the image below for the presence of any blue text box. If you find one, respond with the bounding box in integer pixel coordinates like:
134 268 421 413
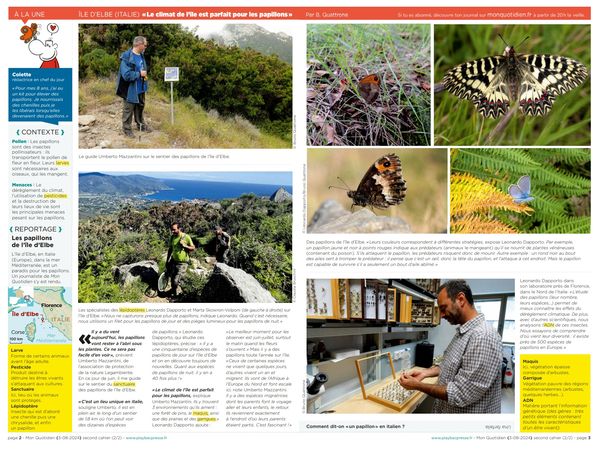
9 68 72 125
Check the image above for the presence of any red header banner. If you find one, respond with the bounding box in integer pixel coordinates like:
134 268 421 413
9 6 591 23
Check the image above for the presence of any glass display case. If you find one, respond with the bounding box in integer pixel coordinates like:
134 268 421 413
354 352 418 412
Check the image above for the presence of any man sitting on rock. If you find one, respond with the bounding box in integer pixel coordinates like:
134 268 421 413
166 222 195 297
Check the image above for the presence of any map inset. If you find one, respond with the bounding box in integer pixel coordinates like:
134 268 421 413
8 287 72 344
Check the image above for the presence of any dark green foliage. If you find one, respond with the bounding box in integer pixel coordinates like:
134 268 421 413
154 45 292 130
229 237 292 302
78 216 120 269
79 48 118 78
117 206 149 232
112 231 165 265
78 248 146 303
79 24 292 140
452 148 590 233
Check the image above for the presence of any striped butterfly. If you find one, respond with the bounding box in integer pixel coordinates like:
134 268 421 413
443 36 588 118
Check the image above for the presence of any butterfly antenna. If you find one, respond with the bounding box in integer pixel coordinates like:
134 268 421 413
498 34 509 47
516 36 530 49
328 177 351 191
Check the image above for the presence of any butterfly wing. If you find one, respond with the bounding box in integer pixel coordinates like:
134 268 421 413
358 74 380 103
516 54 588 116
445 50 588 118
508 175 534 203
20 26 32 42
349 154 407 208
443 56 512 118
517 175 531 194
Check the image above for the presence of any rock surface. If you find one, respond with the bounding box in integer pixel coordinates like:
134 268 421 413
189 268 208 278
79 115 97 126
307 200 411 233
200 263 276 303
204 256 217 265
270 187 292 202
113 261 159 287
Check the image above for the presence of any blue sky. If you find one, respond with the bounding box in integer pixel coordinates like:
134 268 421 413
102 172 292 186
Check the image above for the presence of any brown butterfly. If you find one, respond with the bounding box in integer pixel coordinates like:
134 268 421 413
358 74 381 103
343 154 407 209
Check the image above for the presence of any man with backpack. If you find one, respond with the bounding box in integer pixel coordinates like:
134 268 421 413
215 226 231 264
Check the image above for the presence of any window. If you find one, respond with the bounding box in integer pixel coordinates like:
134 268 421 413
474 294 515 343
502 296 516 344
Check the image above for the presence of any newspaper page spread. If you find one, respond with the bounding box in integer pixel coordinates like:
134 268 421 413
2 0 596 449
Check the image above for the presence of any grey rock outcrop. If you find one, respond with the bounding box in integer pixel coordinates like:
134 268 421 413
307 200 411 233
200 263 276 303
270 187 292 202
113 261 159 287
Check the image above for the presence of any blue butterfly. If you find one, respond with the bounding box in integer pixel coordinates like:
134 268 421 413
508 175 534 204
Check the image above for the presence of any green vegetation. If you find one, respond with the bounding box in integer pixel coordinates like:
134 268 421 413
435 25 591 146
79 24 292 144
79 78 289 148
78 195 293 302
307 24 430 146
451 148 590 233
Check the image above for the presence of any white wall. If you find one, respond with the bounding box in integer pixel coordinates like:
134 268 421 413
428 279 515 358
464 278 515 295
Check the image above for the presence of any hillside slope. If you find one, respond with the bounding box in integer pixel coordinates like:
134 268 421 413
79 78 291 149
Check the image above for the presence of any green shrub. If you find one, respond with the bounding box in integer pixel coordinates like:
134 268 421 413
80 48 118 79
179 271 208 302
230 236 291 302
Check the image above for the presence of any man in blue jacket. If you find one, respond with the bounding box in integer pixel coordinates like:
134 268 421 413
116 36 152 137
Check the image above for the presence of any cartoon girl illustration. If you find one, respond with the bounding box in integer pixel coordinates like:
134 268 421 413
20 22 60 68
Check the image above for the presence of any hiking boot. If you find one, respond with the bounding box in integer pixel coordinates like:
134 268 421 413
123 129 135 138
140 124 153 132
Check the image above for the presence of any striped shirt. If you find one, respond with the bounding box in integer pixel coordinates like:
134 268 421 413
432 314 503 413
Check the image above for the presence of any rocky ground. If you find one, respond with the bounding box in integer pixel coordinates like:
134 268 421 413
113 256 277 303
78 96 168 149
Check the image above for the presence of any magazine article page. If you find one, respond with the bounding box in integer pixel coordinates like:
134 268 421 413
2 0 596 449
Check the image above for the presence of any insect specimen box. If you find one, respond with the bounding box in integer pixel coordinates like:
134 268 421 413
354 352 420 412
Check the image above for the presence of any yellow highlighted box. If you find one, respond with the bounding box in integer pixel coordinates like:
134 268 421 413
119 307 147 313
520 354 590 433
43 193 68 199
8 344 72 432
112 381 136 387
